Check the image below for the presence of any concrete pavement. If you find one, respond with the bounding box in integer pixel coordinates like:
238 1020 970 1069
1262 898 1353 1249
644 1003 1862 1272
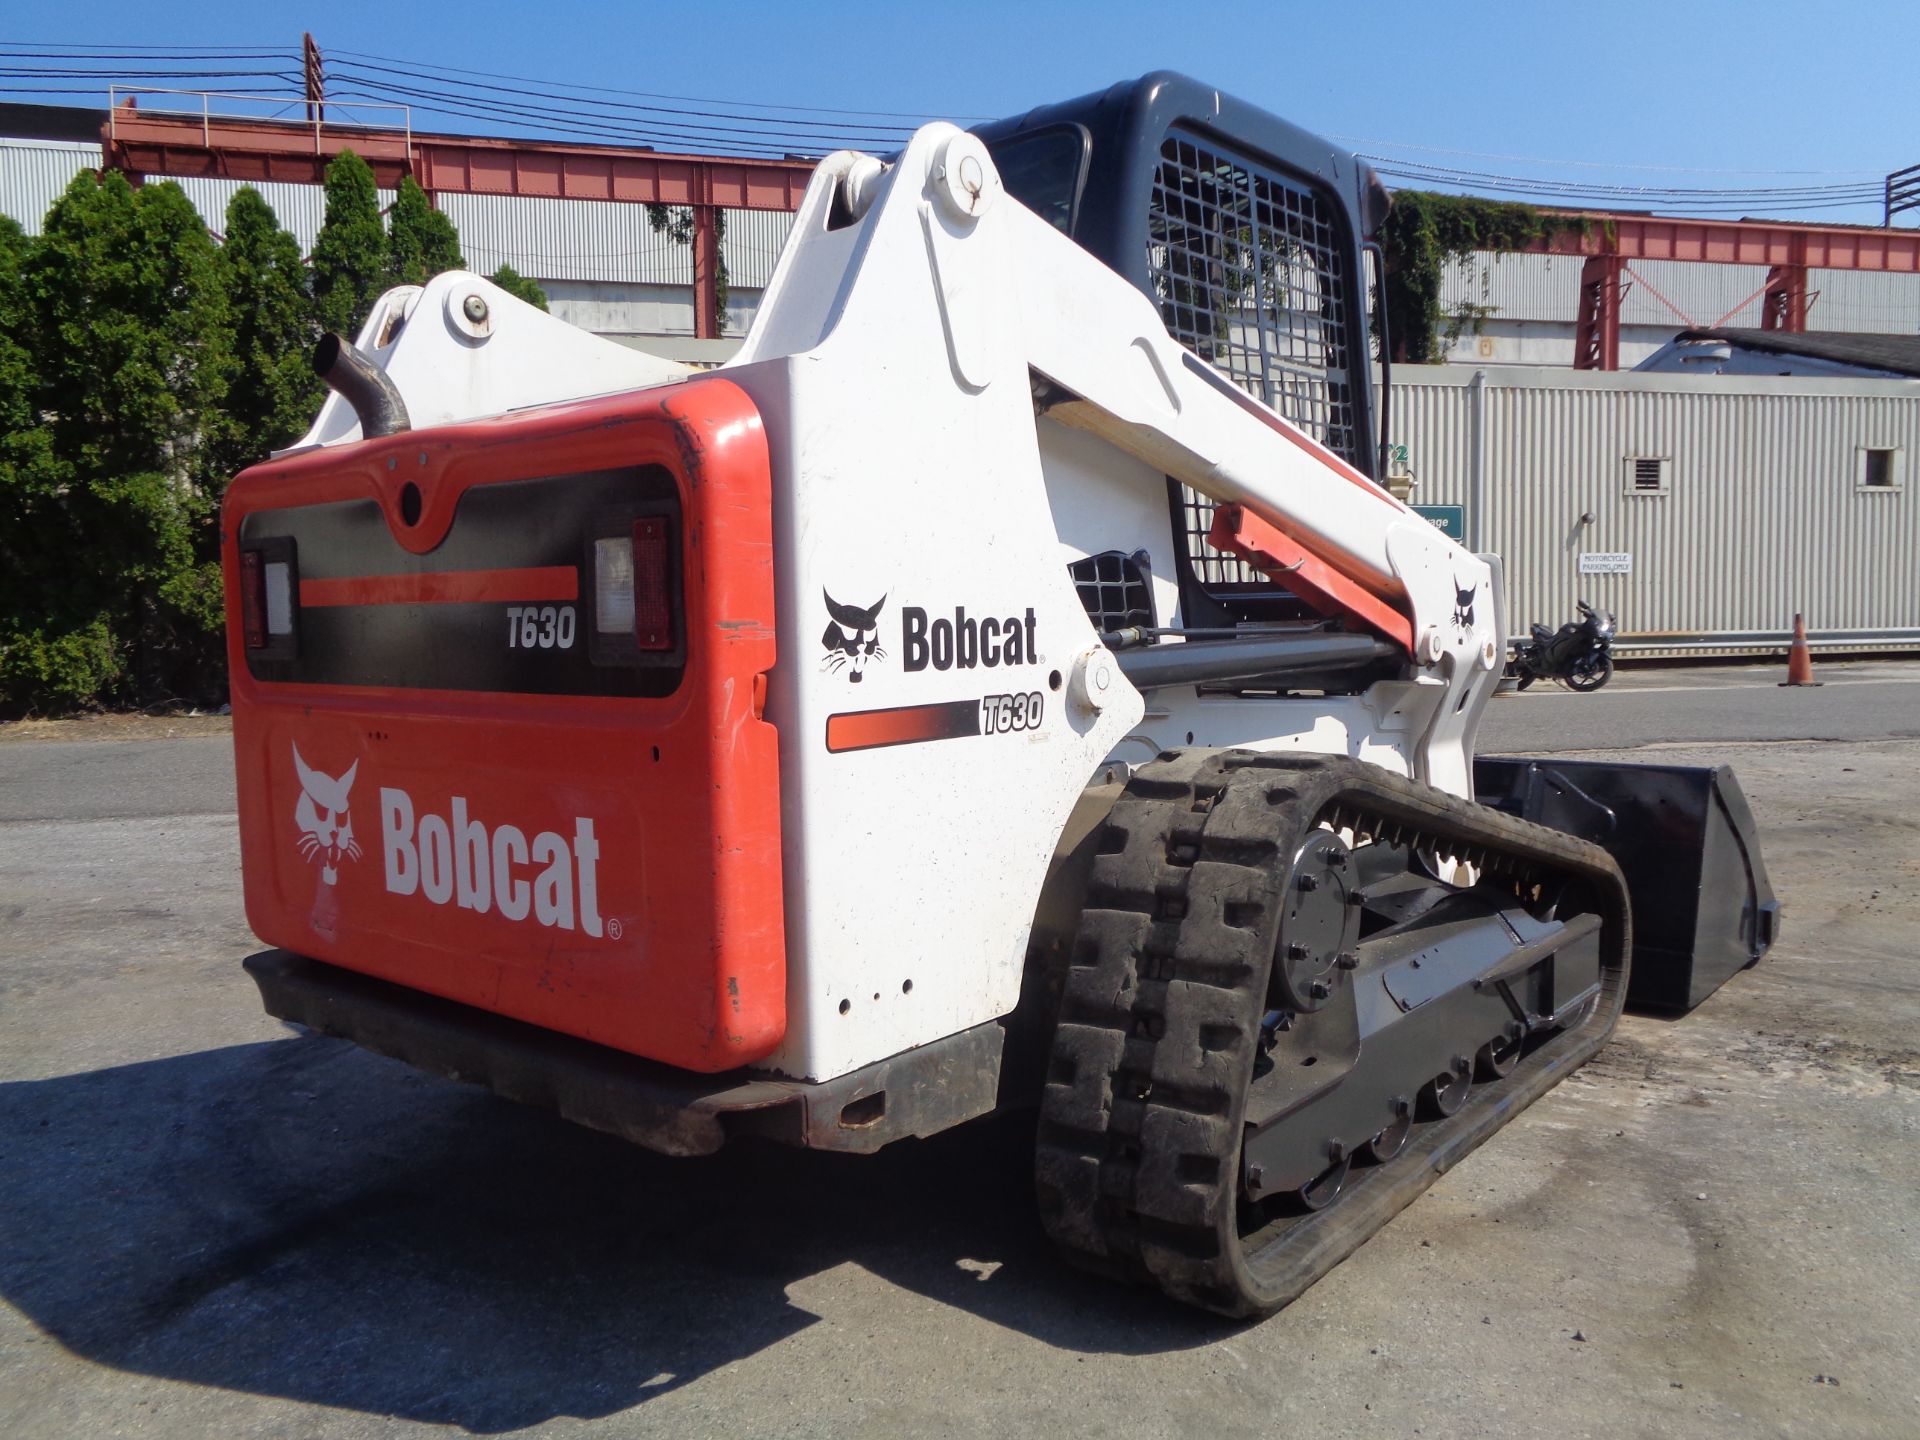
2 670 1917 1438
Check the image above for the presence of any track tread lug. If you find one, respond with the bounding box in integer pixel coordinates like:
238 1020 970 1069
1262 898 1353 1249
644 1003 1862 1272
1034 747 1631 1318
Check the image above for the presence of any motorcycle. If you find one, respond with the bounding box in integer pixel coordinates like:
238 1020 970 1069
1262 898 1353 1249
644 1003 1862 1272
1507 600 1616 692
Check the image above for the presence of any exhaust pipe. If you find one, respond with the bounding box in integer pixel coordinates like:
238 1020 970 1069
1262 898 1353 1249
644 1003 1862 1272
313 332 411 439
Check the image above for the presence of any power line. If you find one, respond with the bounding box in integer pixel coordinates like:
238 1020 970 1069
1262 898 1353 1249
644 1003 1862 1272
0 68 301 83
1363 156 1884 217
0 50 298 63
326 67 904 150
0 40 294 52
325 56 919 137
0 42 913 157
1332 133 1879 179
1363 155 1880 201
0 39 1893 215
331 46 981 124
324 84 837 159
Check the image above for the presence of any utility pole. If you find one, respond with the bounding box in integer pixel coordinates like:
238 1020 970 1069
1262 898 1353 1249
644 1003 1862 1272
1887 165 1920 228
303 32 325 124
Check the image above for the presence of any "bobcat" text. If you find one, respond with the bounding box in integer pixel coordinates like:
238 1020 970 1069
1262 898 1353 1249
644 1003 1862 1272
379 788 604 937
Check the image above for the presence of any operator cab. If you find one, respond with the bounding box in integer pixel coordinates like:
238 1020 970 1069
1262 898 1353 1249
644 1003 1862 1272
973 72 1394 634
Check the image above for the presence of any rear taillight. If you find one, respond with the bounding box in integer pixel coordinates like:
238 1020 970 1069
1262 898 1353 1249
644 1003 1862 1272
240 550 266 650
593 518 675 652
631 518 672 651
239 544 296 655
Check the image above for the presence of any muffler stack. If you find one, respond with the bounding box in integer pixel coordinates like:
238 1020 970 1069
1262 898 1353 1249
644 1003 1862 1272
313 332 412 439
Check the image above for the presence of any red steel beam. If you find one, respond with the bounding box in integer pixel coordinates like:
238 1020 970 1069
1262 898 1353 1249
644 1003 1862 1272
100 105 815 210
1532 213 1920 274
1760 264 1810 331
1760 234 1811 331
1573 255 1624 370
105 110 415 187
413 138 811 211
691 191 720 339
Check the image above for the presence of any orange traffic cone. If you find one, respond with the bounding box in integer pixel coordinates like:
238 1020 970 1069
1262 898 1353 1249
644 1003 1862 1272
1779 613 1821 687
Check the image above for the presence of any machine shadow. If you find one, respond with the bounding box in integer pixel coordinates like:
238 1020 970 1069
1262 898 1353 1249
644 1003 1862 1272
0 1033 1225 1432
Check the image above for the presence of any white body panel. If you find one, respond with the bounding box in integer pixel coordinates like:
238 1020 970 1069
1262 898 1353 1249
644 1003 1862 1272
287 272 690 453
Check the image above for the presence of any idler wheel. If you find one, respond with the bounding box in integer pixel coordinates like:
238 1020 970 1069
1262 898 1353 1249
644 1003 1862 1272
1419 1057 1472 1120
1361 1097 1413 1164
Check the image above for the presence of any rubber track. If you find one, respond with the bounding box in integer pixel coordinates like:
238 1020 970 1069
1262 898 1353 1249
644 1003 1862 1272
1034 749 1630 1318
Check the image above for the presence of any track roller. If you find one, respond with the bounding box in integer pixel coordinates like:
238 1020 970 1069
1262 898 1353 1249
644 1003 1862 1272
1361 1098 1412 1164
1419 1058 1472 1119
1476 1027 1523 1081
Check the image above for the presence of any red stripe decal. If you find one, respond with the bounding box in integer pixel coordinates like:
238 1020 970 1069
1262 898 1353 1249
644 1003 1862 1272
300 566 579 607
826 700 982 754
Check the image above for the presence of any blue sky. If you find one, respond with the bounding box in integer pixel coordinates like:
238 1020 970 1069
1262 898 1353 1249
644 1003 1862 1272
7 0 1916 224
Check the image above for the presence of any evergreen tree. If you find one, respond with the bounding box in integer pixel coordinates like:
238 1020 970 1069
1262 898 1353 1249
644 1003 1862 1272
214 187 322 478
3 173 231 711
0 216 106 711
0 216 54 516
310 149 387 338
386 176 465 288
488 262 549 312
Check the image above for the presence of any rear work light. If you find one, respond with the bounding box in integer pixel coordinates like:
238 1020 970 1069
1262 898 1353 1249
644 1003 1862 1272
593 517 675 651
239 546 296 652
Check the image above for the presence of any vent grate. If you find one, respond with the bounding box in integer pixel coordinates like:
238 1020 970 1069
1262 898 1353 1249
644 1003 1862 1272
1069 550 1154 634
1148 129 1356 589
1632 457 1666 492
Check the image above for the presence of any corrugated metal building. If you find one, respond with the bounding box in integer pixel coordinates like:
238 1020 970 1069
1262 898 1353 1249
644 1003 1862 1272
0 136 797 352
1436 251 1920 368
1387 364 1920 653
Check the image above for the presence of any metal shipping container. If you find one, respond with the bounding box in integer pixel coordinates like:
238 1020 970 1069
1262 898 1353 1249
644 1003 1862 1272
1383 365 1920 655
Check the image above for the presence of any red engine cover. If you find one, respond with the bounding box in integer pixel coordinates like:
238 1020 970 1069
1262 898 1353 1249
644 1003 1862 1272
222 378 783 1073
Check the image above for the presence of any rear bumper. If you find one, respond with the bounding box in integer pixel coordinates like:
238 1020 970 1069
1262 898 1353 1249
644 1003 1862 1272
245 950 1004 1156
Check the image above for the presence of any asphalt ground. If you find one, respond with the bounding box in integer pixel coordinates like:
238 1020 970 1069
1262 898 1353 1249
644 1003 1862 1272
2 663 1917 1438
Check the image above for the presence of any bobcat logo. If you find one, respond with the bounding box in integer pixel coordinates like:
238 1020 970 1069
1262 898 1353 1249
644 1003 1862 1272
1452 578 1478 631
292 744 362 886
821 590 888 683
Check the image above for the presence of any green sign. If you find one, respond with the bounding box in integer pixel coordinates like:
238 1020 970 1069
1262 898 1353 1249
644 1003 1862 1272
1412 504 1466 541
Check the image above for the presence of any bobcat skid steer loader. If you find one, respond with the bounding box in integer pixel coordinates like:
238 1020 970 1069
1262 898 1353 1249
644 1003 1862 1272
224 73 1778 1317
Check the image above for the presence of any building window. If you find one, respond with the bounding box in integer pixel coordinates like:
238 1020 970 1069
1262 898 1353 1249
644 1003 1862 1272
1857 446 1903 490
1624 455 1669 495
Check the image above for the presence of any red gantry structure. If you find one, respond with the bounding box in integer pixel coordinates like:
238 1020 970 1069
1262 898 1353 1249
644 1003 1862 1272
98 97 1920 365
1531 215 1920 370
100 98 815 340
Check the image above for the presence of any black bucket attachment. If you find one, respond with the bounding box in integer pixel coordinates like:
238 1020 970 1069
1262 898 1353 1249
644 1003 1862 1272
1473 758 1781 1012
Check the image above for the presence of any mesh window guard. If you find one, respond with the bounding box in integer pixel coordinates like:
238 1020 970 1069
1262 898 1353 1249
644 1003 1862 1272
1148 129 1357 590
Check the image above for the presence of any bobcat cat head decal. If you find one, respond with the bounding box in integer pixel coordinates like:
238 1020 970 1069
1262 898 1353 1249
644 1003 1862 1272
1452 577 1478 631
821 589 888 683
292 743 362 886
